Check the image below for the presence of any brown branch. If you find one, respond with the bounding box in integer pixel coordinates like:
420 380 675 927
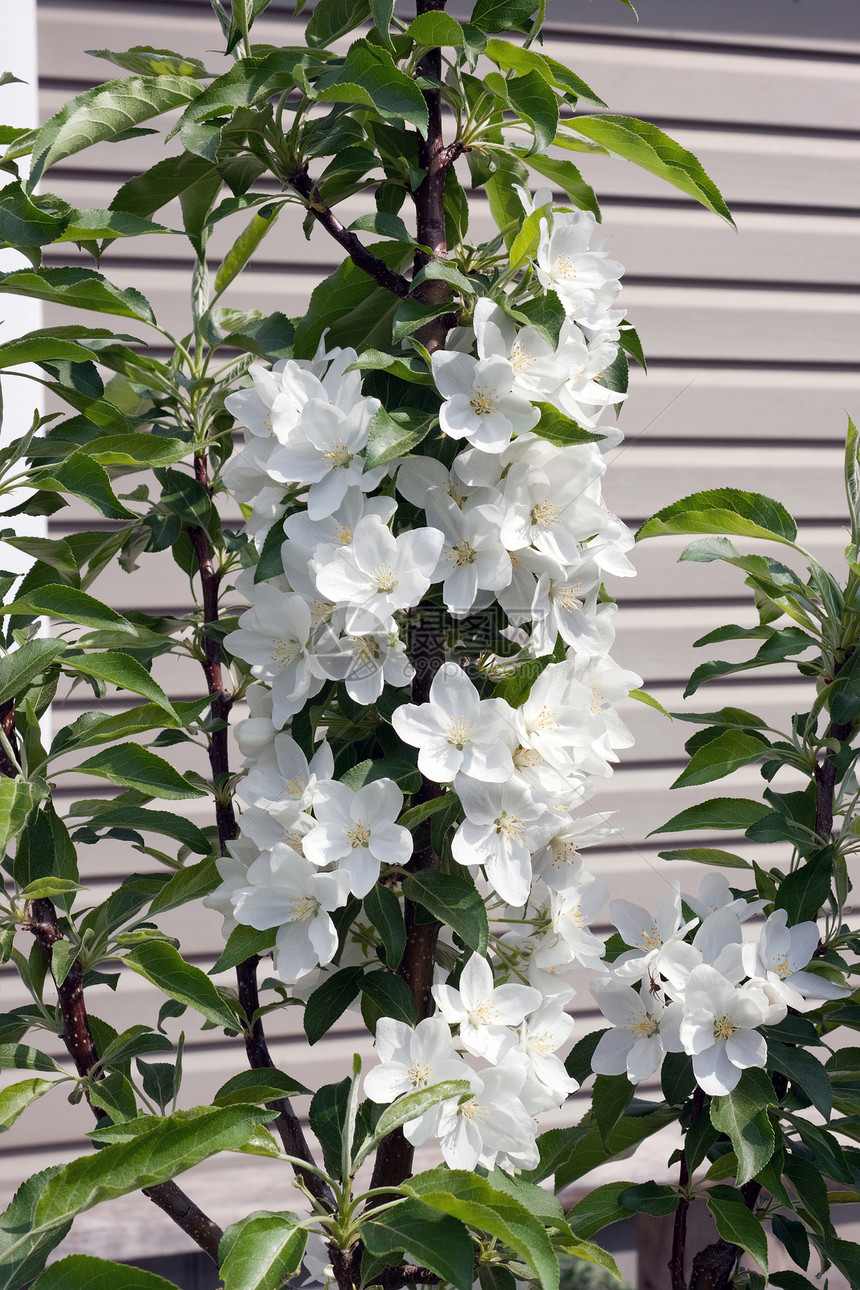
411 0 455 353
0 698 20 777
288 170 410 298
27 898 225 1264
670 1087 704 1290
188 451 334 1212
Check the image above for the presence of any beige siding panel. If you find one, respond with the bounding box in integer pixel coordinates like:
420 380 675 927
37 6 860 133
19 0 859 1270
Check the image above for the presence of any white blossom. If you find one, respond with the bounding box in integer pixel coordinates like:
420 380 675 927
590 978 684 1084
315 514 443 628
230 845 350 983
392 663 515 786
433 953 540 1060
431 350 540 452
679 964 775 1096
364 1016 470 1144
436 1060 538 1171
742 908 849 1011
224 585 323 728
453 778 556 907
303 778 412 897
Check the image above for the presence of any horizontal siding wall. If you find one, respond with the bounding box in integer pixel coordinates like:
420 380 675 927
2 0 858 1278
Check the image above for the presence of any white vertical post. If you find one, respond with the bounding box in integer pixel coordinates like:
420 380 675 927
0 0 43 574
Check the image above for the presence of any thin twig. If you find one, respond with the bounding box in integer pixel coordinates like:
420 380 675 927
27 898 225 1264
188 451 334 1213
288 170 410 298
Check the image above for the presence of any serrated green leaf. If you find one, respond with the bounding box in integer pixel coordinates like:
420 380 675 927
29 76 201 188
315 41 429 137
215 203 284 297
658 847 751 870
650 798 770 837
0 585 135 634
87 46 209 78
0 1165 73 1290
304 965 364 1045
30 1253 182 1289
306 0 371 47
361 1081 471 1164
365 405 437 469
76 745 206 800
0 778 47 857
213 1068 309 1108
507 72 558 156
125 942 238 1031
363 1199 475 1290
567 115 734 226
708 1196 768 1274
710 1069 776 1186
636 488 796 546
672 730 769 789
407 1168 558 1290
63 652 177 719
0 640 66 707
219 1211 306 1290
470 0 539 34
0 267 156 324
402 870 488 956
210 923 276 975
532 402 605 447
0 1044 64 1074
0 1078 56 1131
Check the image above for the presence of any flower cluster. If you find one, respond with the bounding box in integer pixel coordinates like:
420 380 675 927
589 876 848 1095
213 203 800 1170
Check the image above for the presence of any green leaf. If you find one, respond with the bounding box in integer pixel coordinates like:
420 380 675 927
592 1074 634 1149
507 72 558 156
405 12 465 45
293 243 409 357
707 1196 768 1274
34 451 136 520
30 1254 182 1289
0 1165 73 1290
304 965 364 1045
0 1078 55 1131
210 924 276 975
532 402 605 447
57 208 175 242
361 970 418 1030
658 847 751 870
767 1040 832 1120
402 871 489 955
315 41 429 137
636 488 796 547
363 1199 475 1290
365 405 437 469
407 1168 558 1290
86 46 209 78
508 204 550 270
567 115 734 226
617 1182 678 1217
0 266 155 324
219 1212 306 1290
0 778 47 857
363 1082 471 1162
672 730 769 790
470 0 539 34
124 942 238 1031
306 0 371 47
213 1069 309 1108
77 803 211 856
710 1068 776 1186
76 745 206 800
483 40 605 106
29 76 201 189
0 640 66 707
214 203 284 297
650 798 770 837
565 1182 636 1241
775 847 832 923
520 151 602 216
0 585 135 634
83 435 188 468
0 1045 64 1074
364 883 406 969
558 1240 621 1283
63 652 177 719
34 1107 262 1233
554 1108 675 1190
